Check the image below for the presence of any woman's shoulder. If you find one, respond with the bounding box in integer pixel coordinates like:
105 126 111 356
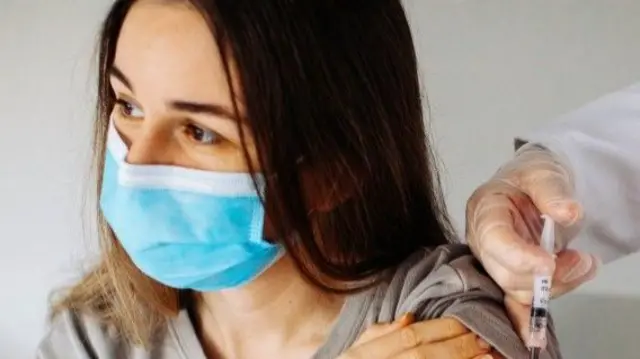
353 244 501 325
36 309 126 359
36 308 192 359
37 307 207 359
365 244 562 359
389 243 502 301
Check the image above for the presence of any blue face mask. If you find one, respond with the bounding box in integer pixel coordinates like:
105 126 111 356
99 123 283 291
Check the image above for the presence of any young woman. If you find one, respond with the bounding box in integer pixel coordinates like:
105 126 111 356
37 1 560 358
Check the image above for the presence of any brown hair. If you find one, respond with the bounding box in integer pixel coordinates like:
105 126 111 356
54 0 455 346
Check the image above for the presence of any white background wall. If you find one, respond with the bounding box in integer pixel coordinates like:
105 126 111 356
1 1 639 358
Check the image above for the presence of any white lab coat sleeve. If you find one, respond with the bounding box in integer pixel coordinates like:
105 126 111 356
516 82 640 264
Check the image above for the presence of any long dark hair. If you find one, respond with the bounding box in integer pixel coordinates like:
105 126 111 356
55 0 455 345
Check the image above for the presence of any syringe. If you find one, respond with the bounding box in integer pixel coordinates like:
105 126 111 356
528 214 555 359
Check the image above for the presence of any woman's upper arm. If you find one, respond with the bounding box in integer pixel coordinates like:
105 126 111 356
438 257 562 359
443 296 561 359
395 246 562 358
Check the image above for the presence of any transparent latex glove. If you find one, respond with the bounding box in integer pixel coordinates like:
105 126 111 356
466 143 600 340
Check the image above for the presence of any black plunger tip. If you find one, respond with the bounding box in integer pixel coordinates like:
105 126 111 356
529 347 541 359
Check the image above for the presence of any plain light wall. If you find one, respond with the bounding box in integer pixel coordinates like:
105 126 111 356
1 1 639 358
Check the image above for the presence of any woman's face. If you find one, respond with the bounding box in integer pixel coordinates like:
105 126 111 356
110 0 346 227
110 0 255 172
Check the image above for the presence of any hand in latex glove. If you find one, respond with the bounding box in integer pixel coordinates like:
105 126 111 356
466 143 600 340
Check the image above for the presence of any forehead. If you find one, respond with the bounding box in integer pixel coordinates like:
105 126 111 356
114 0 232 106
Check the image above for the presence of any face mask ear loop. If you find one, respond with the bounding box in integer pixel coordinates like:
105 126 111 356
105 119 128 163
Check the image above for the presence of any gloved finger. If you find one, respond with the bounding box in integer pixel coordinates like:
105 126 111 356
509 190 544 245
503 251 600 309
506 168 583 251
470 192 555 275
551 250 601 298
502 251 601 304
505 188 584 271
478 254 535 293
504 295 532 342
509 151 583 228
505 289 534 306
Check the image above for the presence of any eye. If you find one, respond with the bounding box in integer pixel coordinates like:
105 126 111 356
184 123 220 145
114 99 144 119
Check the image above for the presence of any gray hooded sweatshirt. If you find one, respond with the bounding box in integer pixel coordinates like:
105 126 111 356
37 244 561 359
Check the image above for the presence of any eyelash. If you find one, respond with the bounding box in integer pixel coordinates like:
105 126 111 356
183 121 221 145
114 99 143 119
113 98 222 146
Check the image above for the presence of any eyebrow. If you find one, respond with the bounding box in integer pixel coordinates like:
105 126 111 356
109 65 133 90
170 101 238 121
108 65 239 121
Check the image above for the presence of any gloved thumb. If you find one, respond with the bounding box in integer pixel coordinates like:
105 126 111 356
519 174 582 229
512 147 583 228
542 198 582 230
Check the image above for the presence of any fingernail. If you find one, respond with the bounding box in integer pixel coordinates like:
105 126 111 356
477 337 491 349
479 355 493 359
549 200 580 225
396 313 415 326
561 253 593 282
